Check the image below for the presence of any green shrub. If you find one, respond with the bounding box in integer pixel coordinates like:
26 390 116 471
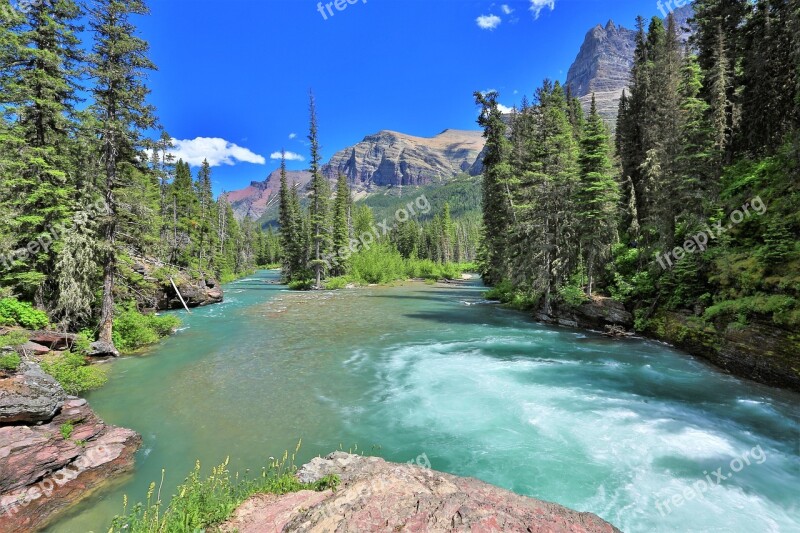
484 280 515 302
704 294 799 328
348 244 407 284
60 422 74 440
0 352 21 372
558 283 589 308
40 351 108 395
1 330 29 348
287 279 315 291
0 298 49 329
109 449 338 533
112 307 181 353
324 276 350 290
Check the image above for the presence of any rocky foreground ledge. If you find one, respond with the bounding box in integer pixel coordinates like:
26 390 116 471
0 362 140 533
222 452 621 533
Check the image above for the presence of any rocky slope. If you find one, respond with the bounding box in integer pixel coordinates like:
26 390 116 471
126 260 223 311
322 129 485 188
222 452 621 533
565 20 637 126
565 6 694 125
0 363 140 532
227 169 312 220
228 130 484 221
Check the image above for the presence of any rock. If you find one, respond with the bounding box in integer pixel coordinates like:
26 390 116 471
89 340 120 358
157 277 223 310
0 362 66 424
222 452 621 533
0 398 141 533
539 297 633 331
647 312 800 392
17 341 50 356
26 331 77 351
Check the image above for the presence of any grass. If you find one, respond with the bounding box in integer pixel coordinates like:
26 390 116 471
108 444 339 533
60 422 74 440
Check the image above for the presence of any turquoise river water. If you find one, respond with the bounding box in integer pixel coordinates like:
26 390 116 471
49 270 799 532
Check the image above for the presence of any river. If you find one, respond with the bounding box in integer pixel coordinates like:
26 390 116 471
49 270 800 532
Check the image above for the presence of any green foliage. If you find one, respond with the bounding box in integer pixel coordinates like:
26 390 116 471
0 352 22 372
558 282 589 308
40 351 108 395
484 280 538 310
0 298 49 329
348 244 407 284
111 307 181 353
60 422 74 440
1 330 30 348
287 279 315 291
324 276 350 290
704 295 799 328
109 450 338 533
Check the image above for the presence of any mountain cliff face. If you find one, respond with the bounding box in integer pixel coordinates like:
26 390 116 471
228 129 484 221
322 129 485 187
227 169 312 220
566 20 637 125
565 6 693 125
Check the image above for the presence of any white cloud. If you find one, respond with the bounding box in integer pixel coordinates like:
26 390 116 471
270 151 305 162
497 104 515 114
476 14 501 30
501 4 513 15
288 133 297 139
529 0 555 19
160 137 266 167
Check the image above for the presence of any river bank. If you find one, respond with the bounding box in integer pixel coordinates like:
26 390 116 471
44 270 799 532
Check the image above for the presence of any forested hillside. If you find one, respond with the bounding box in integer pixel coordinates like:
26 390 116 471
477 2 800 389
0 0 271 352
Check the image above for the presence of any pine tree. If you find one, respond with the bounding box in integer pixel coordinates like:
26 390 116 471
195 158 215 265
474 90 513 284
307 91 331 288
332 173 351 275
441 202 453 263
676 51 715 224
88 0 156 350
577 94 618 296
0 0 82 302
510 81 580 312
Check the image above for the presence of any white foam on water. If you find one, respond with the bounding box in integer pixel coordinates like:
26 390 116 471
344 337 800 533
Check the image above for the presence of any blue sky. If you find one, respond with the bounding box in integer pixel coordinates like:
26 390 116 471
135 0 661 195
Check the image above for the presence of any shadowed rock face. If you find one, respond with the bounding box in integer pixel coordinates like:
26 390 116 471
0 368 141 533
222 452 622 533
565 6 694 127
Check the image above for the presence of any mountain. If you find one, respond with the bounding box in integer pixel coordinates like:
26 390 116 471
565 20 637 126
228 129 485 221
565 6 694 126
322 129 485 187
226 169 312 220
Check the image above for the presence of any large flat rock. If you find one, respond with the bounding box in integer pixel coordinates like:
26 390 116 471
222 452 621 533
0 398 141 532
